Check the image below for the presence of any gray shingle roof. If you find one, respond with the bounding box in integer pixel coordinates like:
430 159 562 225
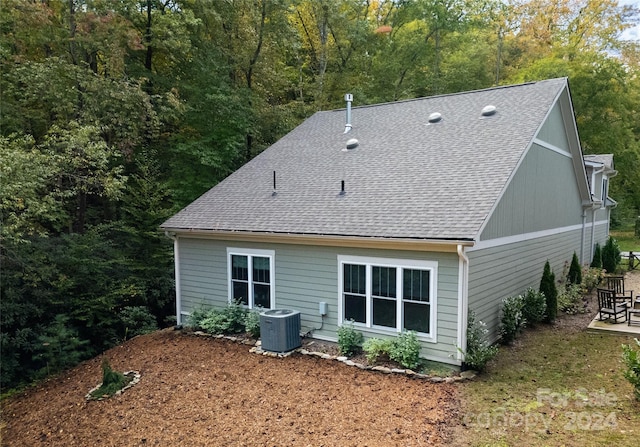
162 78 569 240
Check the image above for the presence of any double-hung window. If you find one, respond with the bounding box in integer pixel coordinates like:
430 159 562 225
228 248 274 309
339 255 436 339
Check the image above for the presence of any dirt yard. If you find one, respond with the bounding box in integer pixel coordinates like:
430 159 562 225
1 330 459 446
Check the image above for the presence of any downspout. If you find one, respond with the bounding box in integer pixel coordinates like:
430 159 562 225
456 244 470 365
580 209 587 264
165 231 182 326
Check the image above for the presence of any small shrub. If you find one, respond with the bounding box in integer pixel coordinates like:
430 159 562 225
567 252 582 285
337 321 364 356
602 237 621 273
199 302 247 335
539 260 557 323
500 294 525 344
187 306 211 329
522 288 546 326
557 283 586 315
363 338 393 364
243 310 261 338
590 243 602 268
622 338 640 400
462 311 498 372
89 358 131 400
119 306 158 339
581 266 603 292
389 331 421 370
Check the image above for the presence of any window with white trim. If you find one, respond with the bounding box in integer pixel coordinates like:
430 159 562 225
339 256 436 336
227 248 274 309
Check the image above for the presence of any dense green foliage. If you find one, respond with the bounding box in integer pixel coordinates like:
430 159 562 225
591 243 603 268
499 294 525 344
363 332 421 370
521 287 547 326
622 338 640 401
462 311 499 372
568 252 582 284
602 236 622 273
2 0 639 390
337 321 364 356
540 261 558 323
88 358 131 400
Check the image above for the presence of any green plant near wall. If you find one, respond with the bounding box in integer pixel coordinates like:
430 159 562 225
499 295 525 344
337 321 364 356
460 311 498 372
567 252 582 284
539 261 558 323
389 331 421 370
602 237 621 273
591 243 603 268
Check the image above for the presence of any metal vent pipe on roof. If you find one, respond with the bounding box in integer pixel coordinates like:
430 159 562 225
344 93 353 133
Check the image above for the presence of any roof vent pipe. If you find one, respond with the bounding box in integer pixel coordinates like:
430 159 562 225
344 93 353 133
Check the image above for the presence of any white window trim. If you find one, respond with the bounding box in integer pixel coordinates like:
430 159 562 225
337 255 437 343
227 248 275 309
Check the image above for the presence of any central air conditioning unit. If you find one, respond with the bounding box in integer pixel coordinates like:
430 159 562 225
259 309 301 353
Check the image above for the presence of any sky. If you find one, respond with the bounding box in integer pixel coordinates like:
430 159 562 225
620 0 640 41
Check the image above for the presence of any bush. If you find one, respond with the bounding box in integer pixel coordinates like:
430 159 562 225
539 260 557 323
557 283 586 315
363 338 394 364
522 288 546 326
187 307 211 329
389 331 421 370
567 252 582 285
337 321 364 356
500 294 525 344
622 338 640 401
243 310 261 338
602 237 621 273
119 306 158 339
582 266 603 292
591 243 602 268
196 302 247 335
462 311 498 372
88 358 131 400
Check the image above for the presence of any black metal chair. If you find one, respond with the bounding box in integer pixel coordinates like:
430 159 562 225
597 288 627 324
605 276 634 304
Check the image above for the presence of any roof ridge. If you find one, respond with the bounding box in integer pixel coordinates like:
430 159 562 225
325 77 567 112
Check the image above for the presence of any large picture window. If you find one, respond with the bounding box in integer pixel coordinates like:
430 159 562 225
339 256 436 338
228 249 274 309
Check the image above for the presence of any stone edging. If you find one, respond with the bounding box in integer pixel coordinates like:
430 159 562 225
85 371 141 401
189 331 476 382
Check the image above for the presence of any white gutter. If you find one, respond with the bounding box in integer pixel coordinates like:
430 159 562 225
456 244 470 364
165 231 182 326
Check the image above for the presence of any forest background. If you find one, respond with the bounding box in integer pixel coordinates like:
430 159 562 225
1 0 639 391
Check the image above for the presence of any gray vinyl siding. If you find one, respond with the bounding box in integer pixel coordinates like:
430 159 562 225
536 102 570 151
467 228 583 341
481 143 583 240
176 236 461 364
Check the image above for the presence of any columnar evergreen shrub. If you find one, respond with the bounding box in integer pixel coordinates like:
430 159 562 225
337 321 364 356
591 243 603 268
462 311 498 372
500 295 525 344
567 252 582 285
522 288 546 326
602 237 621 273
539 261 557 323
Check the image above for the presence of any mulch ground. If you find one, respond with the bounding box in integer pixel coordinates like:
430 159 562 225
1 329 459 446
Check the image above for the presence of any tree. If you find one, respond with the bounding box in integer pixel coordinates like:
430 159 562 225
568 252 582 285
540 261 558 323
591 243 603 268
602 237 621 274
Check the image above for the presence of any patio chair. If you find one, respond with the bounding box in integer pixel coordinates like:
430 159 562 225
597 288 627 324
605 276 634 304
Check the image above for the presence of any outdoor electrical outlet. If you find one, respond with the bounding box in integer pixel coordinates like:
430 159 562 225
319 302 328 316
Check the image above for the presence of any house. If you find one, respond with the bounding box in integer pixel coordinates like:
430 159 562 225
161 78 615 367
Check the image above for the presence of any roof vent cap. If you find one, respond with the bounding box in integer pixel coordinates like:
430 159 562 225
481 105 497 117
428 112 442 123
345 138 359 150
